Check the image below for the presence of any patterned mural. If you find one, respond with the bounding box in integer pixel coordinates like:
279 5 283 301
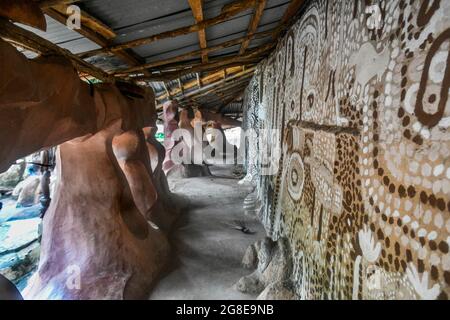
241 0 450 299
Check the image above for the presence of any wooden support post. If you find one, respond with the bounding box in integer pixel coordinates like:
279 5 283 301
137 43 273 81
188 0 208 63
196 73 202 88
239 0 266 54
177 79 184 95
112 29 274 76
78 0 257 59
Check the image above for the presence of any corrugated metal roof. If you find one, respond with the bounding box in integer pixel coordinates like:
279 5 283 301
9 0 301 114
18 15 101 54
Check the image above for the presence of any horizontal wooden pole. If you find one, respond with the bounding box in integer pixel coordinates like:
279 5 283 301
183 75 252 101
172 68 255 103
273 0 305 39
138 42 273 81
240 0 266 54
114 29 275 76
155 66 244 101
43 5 146 71
78 0 257 58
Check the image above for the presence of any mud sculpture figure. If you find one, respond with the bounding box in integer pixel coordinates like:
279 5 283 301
162 101 210 178
143 127 171 197
205 120 238 164
178 109 211 177
0 39 94 172
24 122 169 299
143 127 179 231
112 130 158 221
162 101 181 177
0 39 170 299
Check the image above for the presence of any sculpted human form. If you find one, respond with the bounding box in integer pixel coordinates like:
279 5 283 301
0 39 171 299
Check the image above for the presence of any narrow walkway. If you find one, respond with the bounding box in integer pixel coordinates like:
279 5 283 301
150 165 264 300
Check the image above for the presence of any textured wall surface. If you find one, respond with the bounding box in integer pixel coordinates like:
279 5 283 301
242 0 450 299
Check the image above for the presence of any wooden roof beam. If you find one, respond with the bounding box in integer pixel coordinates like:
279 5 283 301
155 66 244 101
218 92 245 113
196 73 202 88
138 42 273 81
78 0 257 58
0 18 112 82
189 78 251 102
113 28 274 76
273 0 305 39
156 67 255 109
167 74 252 106
188 0 208 63
239 0 266 54
176 70 255 103
42 4 147 73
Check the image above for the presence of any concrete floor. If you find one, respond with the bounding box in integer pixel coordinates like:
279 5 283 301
150 165 264 300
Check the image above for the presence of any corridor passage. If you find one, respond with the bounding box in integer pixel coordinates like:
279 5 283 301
150 166 264 300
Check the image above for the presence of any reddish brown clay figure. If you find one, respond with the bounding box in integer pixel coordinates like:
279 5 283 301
162 101 180 175
0 0 47 31
24 121 170 300
0 40 170 299
143 127 171 200
178 109 211 177
113 130 158 221
143 126 179 231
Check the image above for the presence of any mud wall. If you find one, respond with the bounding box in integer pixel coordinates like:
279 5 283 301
242 0 450 299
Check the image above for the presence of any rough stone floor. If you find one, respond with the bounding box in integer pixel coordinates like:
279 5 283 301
150 165 264 300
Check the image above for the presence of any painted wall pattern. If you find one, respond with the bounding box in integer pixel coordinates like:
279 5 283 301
241 0 450 299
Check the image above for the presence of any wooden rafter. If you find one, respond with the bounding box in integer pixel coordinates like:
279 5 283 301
42 3 147 73
188 0 208 63
0 18 112 82
191 83 250 108
156 67 255 109
163 82 172 99
177 79 184 95
217 90 246 113
188 77 251 102
273 0 305 39
113 29 274 76
37 0 80 8
166 74 251 106
78 0 257 59
174 68 255 104
156 66 244 101
239 0 266 54
45 4 115 39
137 42 274 81
196 73 202 88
